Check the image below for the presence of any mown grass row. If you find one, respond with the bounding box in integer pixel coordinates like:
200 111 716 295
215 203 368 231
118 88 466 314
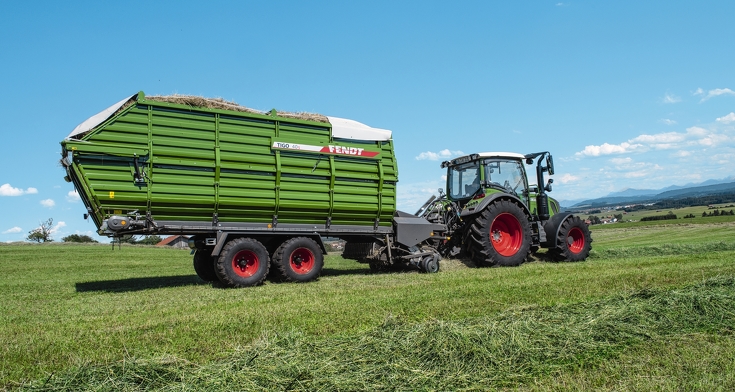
19 276 735 391
3 220 735 389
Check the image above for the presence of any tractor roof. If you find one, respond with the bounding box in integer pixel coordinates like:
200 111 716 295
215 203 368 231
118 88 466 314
476 152 526 160
442 152 526 168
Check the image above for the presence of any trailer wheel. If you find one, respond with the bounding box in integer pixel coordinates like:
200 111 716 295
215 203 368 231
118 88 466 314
215 238 270 287
552 216 592 262
274 237 324 283
420 255 440 273
467 200 531 267
193 249 218 282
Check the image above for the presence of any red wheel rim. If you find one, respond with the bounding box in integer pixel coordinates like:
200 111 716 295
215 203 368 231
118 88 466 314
290 247 315 275
567 227 585 254
490 213 523 257
231 250 260 277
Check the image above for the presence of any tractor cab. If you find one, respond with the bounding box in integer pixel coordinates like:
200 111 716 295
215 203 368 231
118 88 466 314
441 151 557 219
443 152 529 206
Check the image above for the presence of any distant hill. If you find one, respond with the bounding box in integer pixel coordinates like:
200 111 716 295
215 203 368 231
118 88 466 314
568 178 735 208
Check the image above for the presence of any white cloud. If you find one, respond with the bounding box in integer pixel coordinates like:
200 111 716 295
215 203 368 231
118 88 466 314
696 133 729 147
576 125 730 158
49 221 66 235
66 190 81 202
415 149 465 161
716 112 735 124
2 226 22 234
610 157 632 165
672 150 691 158
575 142 641 157
631 132 686 144
662 93 681 104
0 183 38 196
40 199 56 208
558 174 579 184
659 118 677 125
695 87 735 102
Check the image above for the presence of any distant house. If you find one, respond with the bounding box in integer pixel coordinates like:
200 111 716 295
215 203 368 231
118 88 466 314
156 235 190 249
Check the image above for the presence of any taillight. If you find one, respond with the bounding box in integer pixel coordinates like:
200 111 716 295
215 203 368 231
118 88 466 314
472 192 485 200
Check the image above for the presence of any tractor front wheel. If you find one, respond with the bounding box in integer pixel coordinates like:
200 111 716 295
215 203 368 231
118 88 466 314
551 216 592 261
467 200 532 267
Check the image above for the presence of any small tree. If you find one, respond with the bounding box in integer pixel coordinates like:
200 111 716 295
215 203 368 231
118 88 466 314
62 234 98 243
137 235 163 245
27 218 54 243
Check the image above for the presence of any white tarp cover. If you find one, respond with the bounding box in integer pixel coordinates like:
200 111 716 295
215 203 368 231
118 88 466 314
66 94 137 139
327 116 392 141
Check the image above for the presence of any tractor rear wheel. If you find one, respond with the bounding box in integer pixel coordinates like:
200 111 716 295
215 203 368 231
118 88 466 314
466 200 532 267
273 237 324 283
551 216 592 261
215 238 270 287
193 249 218 282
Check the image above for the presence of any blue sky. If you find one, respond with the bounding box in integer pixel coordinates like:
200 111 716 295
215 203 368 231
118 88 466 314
1 1 734 242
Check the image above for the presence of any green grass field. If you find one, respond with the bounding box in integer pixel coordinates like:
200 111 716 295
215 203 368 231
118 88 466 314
2 218 735 390
586 202 735 223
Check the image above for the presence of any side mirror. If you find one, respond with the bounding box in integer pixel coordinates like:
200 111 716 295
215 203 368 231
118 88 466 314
546 155 555 175
438 188 444 195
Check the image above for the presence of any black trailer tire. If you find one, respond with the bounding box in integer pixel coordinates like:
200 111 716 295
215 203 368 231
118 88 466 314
551 216 592 262
466 199 532 267
215 238 270 287
193 250 218 282
420 255 440 273
273 237 324 283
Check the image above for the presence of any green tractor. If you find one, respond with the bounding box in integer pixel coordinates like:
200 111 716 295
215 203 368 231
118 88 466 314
417 151 592 266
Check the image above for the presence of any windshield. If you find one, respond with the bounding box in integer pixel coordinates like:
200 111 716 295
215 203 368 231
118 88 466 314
485 159 526 196
448 161 481 200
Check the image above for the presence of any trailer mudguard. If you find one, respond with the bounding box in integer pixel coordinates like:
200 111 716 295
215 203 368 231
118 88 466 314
210 232 327 256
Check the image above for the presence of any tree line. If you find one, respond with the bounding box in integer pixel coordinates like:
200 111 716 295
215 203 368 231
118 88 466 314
26 218 160 244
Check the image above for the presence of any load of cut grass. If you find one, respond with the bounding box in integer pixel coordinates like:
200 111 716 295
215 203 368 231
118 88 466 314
146 94 329 123
20 276 735 391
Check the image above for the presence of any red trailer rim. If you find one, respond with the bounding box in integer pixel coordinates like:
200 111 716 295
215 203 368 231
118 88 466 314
490 213 523 257
231 250 260 277
567 227 586 254
290 247 315 274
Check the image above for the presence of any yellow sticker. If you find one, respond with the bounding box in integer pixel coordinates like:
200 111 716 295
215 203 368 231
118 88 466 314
114 210 122 215
110 191 115 199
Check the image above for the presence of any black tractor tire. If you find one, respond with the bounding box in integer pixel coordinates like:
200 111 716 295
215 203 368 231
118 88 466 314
466 199 532 267
273 237 324 283
551 216 592 262
193 249 218 282
215 238 270 287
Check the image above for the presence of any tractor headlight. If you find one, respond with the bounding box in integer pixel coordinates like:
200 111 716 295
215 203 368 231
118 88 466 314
188 238 197 249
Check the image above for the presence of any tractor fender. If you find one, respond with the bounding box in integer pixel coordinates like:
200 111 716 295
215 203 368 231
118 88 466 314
460 193 531 219
542 212 574 248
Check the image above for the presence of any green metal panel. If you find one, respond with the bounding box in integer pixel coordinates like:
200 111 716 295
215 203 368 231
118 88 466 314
61 92 398 232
